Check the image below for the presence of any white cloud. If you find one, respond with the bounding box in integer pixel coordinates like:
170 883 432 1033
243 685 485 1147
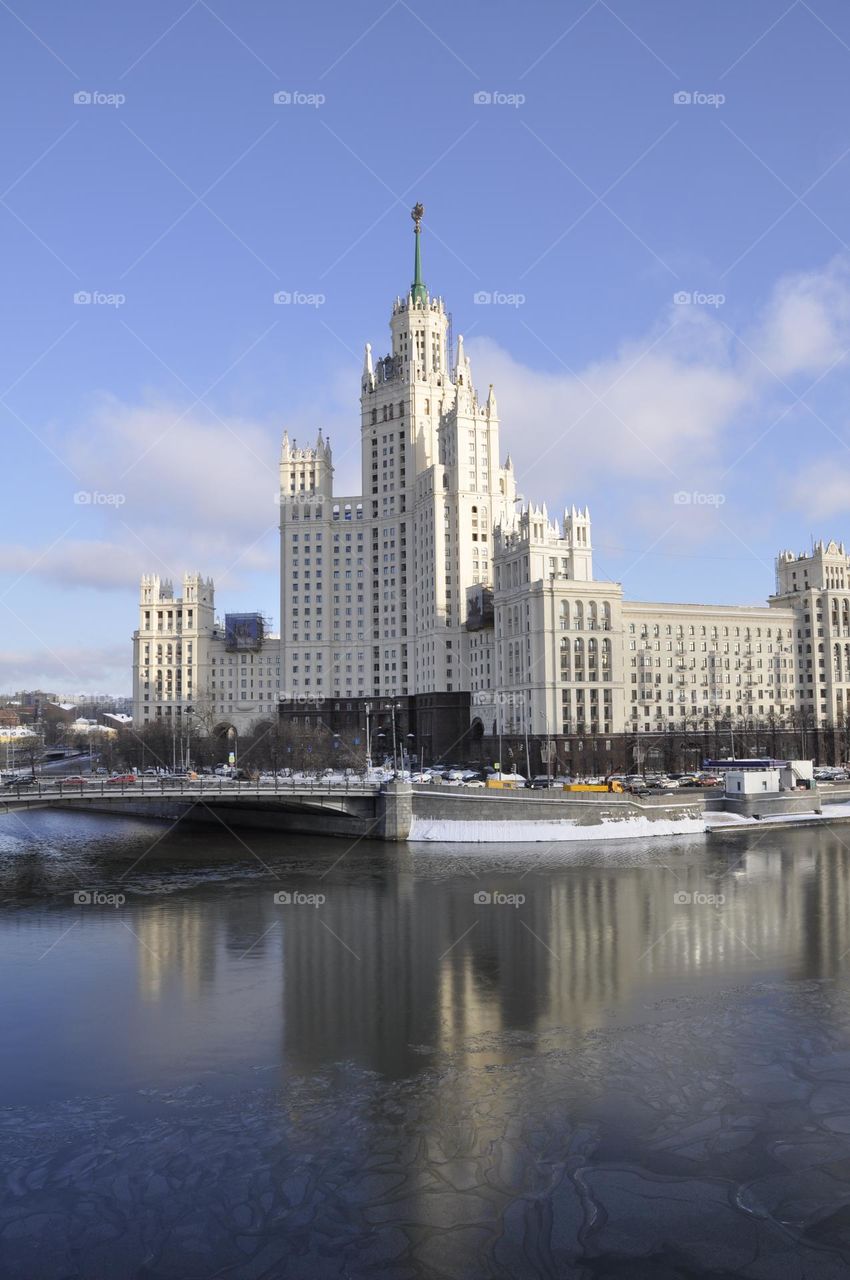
64 394 279 534
0 645 129 696
467 255 850 514
0 540 149 591
748 257 850 381
792 460 850 520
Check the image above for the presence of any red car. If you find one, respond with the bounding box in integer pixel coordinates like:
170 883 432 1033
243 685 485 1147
59 776 88 785
106 774 136 785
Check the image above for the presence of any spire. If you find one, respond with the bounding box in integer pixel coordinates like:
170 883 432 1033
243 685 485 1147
363 341 373 383
411 202 426 305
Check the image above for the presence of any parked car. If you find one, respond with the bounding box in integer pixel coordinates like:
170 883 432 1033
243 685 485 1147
530 775 571 789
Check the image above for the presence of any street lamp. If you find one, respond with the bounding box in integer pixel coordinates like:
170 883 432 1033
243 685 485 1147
384 701 402 775
184 705 194 771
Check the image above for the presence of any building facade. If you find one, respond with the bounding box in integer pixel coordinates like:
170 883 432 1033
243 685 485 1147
131 208 850 769
132 573 281 735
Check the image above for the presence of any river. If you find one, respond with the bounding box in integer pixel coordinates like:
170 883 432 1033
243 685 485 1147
2 809 850 1277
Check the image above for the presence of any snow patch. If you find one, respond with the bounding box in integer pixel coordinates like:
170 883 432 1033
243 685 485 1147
408 815 708 844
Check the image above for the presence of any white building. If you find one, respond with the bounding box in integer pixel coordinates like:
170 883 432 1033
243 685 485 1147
131 207 850 764
132 573 281 734
277 203 516 706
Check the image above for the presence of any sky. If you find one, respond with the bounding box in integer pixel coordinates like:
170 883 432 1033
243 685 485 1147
3 0 850 696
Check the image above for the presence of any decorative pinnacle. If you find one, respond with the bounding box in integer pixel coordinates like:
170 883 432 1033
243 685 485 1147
411 203 426 304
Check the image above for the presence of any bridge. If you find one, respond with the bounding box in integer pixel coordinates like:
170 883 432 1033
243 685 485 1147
0 774 723 842
0 776 413 841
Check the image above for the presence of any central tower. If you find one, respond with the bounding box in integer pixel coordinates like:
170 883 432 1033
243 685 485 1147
359 203 453 696
278 204 516 705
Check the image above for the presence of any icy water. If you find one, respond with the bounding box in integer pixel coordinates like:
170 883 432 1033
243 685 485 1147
3 813 850 1277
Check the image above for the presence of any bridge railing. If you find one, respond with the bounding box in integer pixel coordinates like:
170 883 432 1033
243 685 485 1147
0 776 383 800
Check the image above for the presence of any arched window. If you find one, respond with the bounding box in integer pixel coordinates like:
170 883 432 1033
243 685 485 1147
560 601 570 630
560 636 570 681
574 601 584 630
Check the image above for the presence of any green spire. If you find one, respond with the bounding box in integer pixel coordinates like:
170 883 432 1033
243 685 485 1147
411 202 426 304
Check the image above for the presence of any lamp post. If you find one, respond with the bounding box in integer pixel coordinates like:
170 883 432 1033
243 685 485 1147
184 705 194 771
383 701 402 776
364 701 372 773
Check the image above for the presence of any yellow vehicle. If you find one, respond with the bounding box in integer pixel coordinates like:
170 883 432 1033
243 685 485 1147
563 780 624 794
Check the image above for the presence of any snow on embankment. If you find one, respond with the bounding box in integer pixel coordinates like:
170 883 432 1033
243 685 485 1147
408 815 707 844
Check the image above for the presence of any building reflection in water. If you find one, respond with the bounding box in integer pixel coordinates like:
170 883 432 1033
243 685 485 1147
274 838 850 1076
135 900 217 1002
125 834 850 1072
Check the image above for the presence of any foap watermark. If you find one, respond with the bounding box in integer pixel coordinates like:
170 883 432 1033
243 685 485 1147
74 290 126 308
273 890 326 907
75 889 126 907
277 693 327 707
673 490 725 507
273 90 325 108
473 290 526 307
673 90 725 109
273 290 325 307
73 90 125 108
474 890 526 908
74 490 126 507
473 689 525 707
673 290 725 309
473 90 525 108
277 491 326 509
674 890 725 907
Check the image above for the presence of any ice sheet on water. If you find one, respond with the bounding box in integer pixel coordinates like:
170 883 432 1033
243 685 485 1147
3 980 850 1276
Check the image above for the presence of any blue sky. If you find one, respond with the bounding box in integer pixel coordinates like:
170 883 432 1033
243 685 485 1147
3 0 850 694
